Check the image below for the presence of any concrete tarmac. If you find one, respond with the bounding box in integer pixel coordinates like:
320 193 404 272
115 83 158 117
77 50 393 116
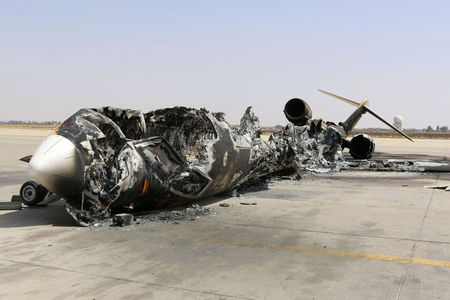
1 129 450 299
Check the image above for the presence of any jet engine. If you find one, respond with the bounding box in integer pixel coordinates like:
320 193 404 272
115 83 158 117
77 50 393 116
349 133 375 159
284 98 312 126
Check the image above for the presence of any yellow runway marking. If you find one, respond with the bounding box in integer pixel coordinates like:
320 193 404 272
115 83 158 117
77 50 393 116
201 238 450 268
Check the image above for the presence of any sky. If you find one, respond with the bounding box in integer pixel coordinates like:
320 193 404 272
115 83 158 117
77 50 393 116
1 1 450 129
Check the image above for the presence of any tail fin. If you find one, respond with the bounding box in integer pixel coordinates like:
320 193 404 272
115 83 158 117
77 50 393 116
318 89 414 142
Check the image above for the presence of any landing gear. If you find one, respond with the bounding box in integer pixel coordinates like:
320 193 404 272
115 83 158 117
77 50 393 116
19 181 48 206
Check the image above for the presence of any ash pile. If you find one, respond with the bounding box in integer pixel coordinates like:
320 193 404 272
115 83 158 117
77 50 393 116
268 122 344 173
135 204 216 224
338 159 422 172
69 204 216 227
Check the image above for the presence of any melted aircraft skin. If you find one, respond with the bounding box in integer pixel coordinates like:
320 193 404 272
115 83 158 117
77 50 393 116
45 106 302 225
32 104 345 226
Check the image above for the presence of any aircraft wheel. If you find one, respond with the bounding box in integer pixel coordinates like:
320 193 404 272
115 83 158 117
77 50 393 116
20 181 47 206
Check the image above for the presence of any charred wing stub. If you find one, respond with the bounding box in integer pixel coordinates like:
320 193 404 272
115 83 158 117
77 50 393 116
237 106 262 139
284 98 312 126
349 133 375 159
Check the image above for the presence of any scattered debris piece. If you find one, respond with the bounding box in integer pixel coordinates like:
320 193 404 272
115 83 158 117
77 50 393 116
240 202 257 206
10 195 22 203
0 202 22 210
425 185 450 191
219 203 230 207
113 213 134 226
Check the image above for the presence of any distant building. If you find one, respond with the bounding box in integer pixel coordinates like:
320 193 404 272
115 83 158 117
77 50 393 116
393 115 403 131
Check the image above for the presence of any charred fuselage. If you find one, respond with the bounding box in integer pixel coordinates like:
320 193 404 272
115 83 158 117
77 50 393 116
29 106 299 225
26 91 412 225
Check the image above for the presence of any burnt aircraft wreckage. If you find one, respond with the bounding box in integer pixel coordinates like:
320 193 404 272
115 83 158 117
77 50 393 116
19 90 413 225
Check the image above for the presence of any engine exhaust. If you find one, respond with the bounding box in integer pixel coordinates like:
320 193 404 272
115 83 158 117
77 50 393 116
284 98 312 126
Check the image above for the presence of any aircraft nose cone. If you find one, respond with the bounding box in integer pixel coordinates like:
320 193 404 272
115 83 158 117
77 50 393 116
29 135 85 197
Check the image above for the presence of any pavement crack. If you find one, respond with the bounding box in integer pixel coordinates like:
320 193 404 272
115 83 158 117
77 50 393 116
394 175 438 300
0 256 252 300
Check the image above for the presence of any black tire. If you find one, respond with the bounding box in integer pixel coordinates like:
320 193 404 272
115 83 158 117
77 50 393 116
19 181 47 206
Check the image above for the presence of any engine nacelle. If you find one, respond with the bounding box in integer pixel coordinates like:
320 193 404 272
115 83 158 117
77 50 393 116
349 133 375 159
284 98 312 126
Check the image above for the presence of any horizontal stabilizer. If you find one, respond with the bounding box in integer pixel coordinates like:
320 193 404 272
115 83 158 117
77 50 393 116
364 106 414 142
318 89 414 143
318 89 360 107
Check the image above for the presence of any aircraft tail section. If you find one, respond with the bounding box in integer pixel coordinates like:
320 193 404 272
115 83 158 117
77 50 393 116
318 89 414 142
